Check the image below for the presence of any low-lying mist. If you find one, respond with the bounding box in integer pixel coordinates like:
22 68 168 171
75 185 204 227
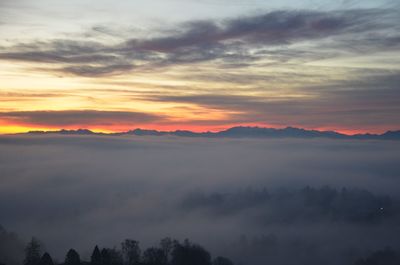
1 135 400 265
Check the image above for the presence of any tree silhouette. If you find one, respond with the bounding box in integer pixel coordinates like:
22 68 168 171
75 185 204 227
91 246 101 265
171 239 211 265
354 248 399 265
159 238 173 264
107 248 123 265
213 256 234 265
101 249 111 265
24 238 41 265
121 240 141 265
20 237 236 265
142 247 166 265
65 249 80 265
0 225 25 265
38 253 54 265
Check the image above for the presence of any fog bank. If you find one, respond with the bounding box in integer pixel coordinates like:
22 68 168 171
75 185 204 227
1 135 399 265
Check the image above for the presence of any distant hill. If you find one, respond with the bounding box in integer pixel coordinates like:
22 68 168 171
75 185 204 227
28 128 99 135
24 126 400 140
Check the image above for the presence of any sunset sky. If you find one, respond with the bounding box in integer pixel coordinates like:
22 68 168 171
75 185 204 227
0 0 399 134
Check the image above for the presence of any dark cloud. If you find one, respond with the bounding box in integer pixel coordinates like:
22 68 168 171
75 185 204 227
0 40 138 76
2 51 119 64
0 110 165 126
0 8 398 76
0 40 134 76
60 64 134 77
129 8 397 52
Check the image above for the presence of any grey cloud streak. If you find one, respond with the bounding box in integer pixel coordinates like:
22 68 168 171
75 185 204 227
0 8 398 76
0 110 165 126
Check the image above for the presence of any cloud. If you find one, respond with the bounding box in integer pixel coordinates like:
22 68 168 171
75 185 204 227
60 64 134 77
2 70 398 132
0 92 67 102
129 8 397 52
0 8 398 76
0 110 165 127
145 71 400 131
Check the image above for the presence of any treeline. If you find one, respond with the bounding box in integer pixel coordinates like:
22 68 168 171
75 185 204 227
182 186 396 224
2 234 400 265
354 248 400 265
21 238 234 265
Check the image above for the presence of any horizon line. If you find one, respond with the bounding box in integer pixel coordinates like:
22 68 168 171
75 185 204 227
4 125 400 137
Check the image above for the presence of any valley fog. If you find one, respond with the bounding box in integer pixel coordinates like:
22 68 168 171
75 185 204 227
1 135 400 265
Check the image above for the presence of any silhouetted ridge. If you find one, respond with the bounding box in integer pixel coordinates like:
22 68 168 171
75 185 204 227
24 126 400 140
124 129 167 136
27 129 97 135
380 130 400 140
216 126 346 138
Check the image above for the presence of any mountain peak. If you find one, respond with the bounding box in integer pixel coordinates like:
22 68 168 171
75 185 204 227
22 126 400 140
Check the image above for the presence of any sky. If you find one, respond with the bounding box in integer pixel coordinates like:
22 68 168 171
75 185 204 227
0 0 399 134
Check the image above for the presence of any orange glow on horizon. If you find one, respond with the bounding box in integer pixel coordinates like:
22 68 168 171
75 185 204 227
0 121 389 136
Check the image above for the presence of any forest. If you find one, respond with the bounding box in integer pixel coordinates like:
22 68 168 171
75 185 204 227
2 234 400 265
18 237 234 265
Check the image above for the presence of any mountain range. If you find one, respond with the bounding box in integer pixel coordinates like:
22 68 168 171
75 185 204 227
24 126 400 140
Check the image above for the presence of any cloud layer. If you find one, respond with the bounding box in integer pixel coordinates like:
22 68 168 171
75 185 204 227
0 8 399 76
0 110 164 127
1 135 400 264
